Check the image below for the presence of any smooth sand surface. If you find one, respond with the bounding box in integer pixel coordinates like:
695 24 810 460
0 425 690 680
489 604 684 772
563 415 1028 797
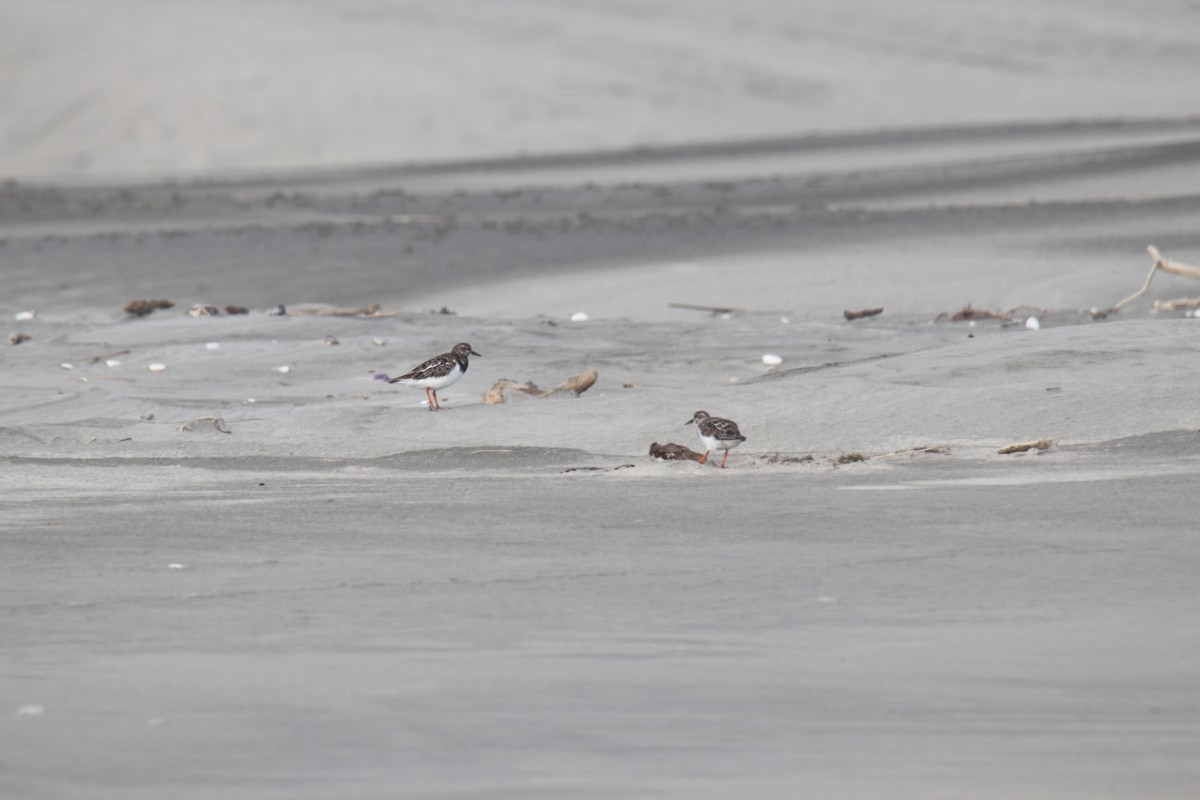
4 2 1200 798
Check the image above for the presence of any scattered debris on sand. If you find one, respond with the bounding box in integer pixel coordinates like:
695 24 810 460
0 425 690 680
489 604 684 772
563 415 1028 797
7 332 30 346
760 452 814 464
563 464 636 473
123 299 174 317
997 439 1053 454
844 307 883 321
937 304 1011 322
188 304 220 317
484 370 598 404
836 452 867 464
225 305 249 315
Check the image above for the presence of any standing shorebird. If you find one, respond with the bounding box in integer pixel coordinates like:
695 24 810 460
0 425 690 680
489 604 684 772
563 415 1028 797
389 342 481 411
686 410 746 468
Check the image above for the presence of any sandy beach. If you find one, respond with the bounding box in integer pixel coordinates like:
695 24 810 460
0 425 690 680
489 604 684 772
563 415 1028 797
3 1 1200 798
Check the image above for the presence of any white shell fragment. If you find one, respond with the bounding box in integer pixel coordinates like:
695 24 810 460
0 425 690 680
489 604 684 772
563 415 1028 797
762 353 783 366
570 312 589 322
167 563 185 569
1025 316 1041 330
60 363 74 370
16 705 45 716
105 359 122 367
275 365 290 373
372 338 385 346
14 310 35 321
148 363 167 372
205 342 220 350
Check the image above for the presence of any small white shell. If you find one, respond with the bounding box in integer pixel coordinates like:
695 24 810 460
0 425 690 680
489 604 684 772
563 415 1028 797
14 310 35 321
570 312 589 322
1025 316 1041 330
167 563 185 570
105 359 121 367
245 398 256 404
372 338 385 346
205 342 220 350
780 317 790 324
762 353 783 366
275 365 290 373
148 363 167 372
60 363 74 370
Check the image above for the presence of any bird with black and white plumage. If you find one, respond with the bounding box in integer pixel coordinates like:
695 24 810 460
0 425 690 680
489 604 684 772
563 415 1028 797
389 342 480 411
685 410 746 468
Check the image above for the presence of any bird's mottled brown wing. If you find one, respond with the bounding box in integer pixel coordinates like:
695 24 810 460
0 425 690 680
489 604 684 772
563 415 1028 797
391 353 455 383
705 417 746 442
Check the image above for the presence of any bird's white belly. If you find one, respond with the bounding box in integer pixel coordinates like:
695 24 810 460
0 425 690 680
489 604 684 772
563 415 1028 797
400 363 463 390
698 431 741 453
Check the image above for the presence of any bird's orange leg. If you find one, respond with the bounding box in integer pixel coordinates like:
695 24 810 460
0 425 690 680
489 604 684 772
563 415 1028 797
698 451 709 465
432 390 441 410
424 387 435 411
720 450 730 468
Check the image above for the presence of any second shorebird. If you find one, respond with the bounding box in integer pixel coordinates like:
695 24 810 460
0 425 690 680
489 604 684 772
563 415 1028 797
686 410 746 468
389 342 481 411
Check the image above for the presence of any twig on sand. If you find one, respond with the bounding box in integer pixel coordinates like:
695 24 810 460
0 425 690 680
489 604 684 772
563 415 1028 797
87 349 131 364
864 445 950 460
1093 245 1200 318
649 442 707 463
484 370 598 404
997 439 1052 454
668 302 744 316
287 304 402 318
844 307 884 321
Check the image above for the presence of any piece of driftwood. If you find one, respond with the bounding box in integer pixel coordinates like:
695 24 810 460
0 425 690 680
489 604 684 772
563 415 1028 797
997 439 1052 454
225 305 249 315
178 416 232 434
124 299 174 317
1093 245 1200 318
844 307 883 321
649 442 706 463
7 332 30 346
483 370 598 404
1152 297 1200 311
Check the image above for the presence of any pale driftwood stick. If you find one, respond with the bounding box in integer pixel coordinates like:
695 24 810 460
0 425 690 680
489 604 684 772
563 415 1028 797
1153 297 1200 311
484 371 598 404
844 307 884 321
1104 245 1200 315
997 439 1052 454
178 416 232 434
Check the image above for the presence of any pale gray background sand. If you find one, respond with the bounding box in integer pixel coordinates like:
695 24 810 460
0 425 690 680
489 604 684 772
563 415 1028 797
3 2 1200 798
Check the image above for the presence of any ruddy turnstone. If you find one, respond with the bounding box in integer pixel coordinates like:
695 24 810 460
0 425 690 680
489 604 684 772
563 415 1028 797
685 410 746 468
389 342 481 411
